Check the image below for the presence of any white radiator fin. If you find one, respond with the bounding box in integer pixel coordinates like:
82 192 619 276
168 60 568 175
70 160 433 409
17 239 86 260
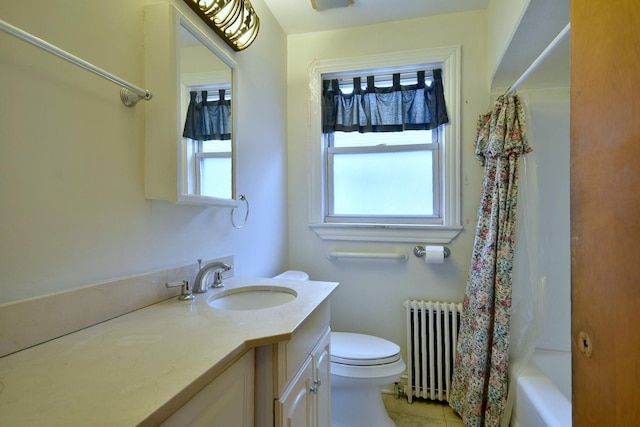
403 300 462 402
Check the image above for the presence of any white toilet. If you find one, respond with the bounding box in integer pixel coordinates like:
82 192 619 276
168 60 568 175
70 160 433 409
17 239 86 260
274 271 406 427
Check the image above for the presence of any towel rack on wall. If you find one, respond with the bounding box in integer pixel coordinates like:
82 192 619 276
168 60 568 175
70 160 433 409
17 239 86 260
230 194 250 229
0 18 152 107
327 250 409 261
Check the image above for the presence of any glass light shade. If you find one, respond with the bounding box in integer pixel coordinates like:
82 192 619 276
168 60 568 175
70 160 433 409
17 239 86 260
214 0 242 28
184 0 259 51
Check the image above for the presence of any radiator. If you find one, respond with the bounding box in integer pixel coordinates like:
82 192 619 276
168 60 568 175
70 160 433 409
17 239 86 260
403 300 463 402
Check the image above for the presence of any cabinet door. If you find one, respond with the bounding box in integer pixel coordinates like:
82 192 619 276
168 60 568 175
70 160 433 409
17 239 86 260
161 349 254 427
275 356 313 427
312 330 331 427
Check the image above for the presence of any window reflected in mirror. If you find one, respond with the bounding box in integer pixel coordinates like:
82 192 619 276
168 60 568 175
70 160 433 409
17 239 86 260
179 24 234 201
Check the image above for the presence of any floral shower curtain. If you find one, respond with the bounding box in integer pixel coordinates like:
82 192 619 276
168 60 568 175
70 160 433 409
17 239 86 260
449 94 531 427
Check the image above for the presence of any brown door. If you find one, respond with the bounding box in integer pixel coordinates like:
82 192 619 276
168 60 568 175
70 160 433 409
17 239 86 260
571 1 640 425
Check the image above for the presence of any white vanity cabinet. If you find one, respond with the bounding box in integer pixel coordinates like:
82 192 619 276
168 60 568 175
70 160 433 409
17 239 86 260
257 301 332 427
275 329 331 427
160 349 255 427
276 353 314 426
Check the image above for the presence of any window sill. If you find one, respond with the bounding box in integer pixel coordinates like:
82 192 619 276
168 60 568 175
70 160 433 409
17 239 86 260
308 223 463 243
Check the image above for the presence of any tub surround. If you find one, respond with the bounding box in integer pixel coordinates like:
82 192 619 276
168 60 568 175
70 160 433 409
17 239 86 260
0 276 338 426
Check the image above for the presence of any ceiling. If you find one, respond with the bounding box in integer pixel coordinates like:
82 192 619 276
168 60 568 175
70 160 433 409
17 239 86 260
260 0 570 91
262 0 490 35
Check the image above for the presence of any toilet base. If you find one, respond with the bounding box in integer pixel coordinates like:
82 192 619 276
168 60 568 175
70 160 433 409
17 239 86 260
331 384 395 427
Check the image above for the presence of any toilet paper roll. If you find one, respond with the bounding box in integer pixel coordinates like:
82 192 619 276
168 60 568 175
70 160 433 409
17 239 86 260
424 245 445 264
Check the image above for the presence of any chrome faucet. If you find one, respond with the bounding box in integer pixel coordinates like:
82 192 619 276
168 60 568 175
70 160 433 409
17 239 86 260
193 260 232 293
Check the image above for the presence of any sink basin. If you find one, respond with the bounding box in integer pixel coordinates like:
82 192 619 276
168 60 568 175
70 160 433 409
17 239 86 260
207 286 297 310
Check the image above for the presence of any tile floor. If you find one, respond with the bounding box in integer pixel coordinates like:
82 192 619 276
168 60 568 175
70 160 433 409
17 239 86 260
382 393 463 427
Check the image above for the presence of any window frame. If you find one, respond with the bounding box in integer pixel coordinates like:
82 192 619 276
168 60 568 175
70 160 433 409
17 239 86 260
307 46 462 243
326 137 441 223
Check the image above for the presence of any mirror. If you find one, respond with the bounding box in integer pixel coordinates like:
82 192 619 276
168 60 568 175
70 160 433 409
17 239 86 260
144 3 238 208
179 24 234 202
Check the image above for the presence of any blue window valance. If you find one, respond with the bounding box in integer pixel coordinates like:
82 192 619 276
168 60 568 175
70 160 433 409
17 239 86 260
322 69 449 133
183 90 231 141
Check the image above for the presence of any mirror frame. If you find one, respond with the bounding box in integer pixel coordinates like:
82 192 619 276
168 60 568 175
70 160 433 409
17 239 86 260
144 1 238 208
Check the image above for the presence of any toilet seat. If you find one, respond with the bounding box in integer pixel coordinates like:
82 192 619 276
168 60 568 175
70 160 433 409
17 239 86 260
331 332 402 366
331 332 401 365
330 332 405 380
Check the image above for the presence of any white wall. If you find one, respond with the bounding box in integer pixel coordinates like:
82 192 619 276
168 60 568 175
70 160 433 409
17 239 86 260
486 0 530 85
0 0 288 304
286 11 488 359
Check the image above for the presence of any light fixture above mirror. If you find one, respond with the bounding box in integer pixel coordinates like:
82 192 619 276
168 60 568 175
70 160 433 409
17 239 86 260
182 0 260 52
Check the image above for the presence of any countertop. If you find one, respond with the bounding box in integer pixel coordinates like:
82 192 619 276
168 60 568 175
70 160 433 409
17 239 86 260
0 276 338 426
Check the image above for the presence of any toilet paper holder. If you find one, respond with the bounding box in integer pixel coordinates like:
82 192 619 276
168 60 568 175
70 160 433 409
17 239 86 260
413 245 451 259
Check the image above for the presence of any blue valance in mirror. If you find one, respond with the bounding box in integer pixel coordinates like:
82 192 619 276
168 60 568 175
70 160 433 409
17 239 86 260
183 90 232 141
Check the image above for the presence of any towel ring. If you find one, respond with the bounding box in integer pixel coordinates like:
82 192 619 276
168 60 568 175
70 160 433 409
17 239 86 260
231 194 249 229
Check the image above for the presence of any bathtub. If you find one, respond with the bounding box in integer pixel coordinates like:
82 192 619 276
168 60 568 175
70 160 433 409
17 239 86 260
511 349 572 427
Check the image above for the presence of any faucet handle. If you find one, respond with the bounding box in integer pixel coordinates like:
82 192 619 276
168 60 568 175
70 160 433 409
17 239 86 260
212 270 226 288
166 280 194 300
211 264 231 288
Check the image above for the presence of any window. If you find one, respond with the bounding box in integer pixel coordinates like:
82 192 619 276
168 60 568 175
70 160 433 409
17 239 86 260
181 86 233 201
325 73 441 224
308 47 462 243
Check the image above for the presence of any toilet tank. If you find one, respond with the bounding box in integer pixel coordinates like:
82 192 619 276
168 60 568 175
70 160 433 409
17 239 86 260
274 270 309 281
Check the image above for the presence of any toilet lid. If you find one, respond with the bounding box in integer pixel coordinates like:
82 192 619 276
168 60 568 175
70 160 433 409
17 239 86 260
331 332 401 366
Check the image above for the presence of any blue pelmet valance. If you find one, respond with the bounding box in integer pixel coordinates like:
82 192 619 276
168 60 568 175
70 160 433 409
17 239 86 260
322 69 449 133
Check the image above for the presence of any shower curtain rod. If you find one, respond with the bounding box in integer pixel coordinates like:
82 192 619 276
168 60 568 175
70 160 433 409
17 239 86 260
506 23 571 95
0 18 152 107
